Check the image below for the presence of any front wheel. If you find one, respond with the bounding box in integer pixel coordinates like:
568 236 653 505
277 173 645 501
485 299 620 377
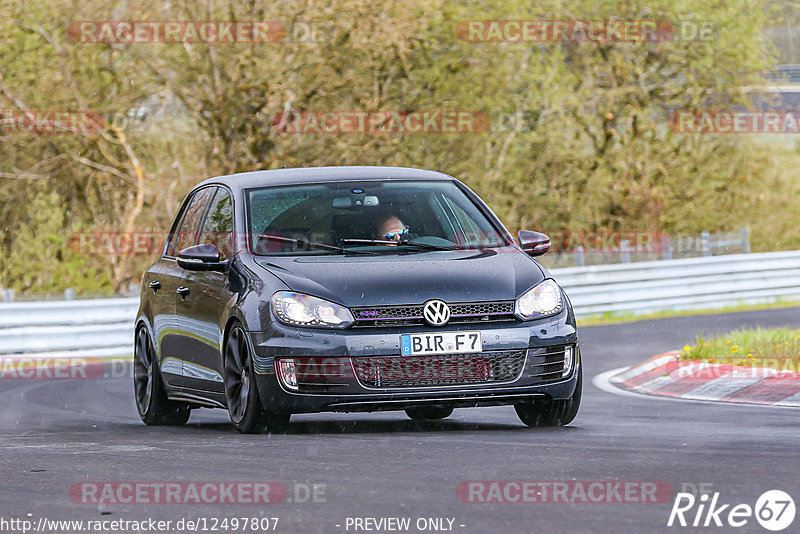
223 325 290 434
515 366 581 427
133 327 191 426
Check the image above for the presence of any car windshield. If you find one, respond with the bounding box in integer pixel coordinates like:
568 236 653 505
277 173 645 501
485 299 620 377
247 180 508 255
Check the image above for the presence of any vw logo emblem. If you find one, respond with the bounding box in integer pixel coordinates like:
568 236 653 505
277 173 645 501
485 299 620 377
423 299 450 327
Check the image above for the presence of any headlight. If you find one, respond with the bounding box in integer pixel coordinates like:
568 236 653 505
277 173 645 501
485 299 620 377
271 291 354 328
514 279 563 320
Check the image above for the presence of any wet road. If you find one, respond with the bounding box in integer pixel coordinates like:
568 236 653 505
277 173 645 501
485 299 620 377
2 308 799 534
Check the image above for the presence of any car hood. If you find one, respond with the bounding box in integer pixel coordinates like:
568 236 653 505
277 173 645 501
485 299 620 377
254 248 545 306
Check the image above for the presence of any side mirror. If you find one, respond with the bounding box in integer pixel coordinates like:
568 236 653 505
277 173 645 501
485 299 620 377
517 230 551 257
177 244 228 271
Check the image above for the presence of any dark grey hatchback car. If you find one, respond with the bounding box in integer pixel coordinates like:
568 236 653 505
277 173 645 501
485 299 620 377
134 166 581 433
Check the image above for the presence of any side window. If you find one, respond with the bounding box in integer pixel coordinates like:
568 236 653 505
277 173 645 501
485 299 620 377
163 200 191 257
442 195 496 246
170 188 214 256
198 188 234 260
449 201 481 234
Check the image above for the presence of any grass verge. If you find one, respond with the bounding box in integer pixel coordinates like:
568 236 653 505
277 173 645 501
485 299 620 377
678 327 800 372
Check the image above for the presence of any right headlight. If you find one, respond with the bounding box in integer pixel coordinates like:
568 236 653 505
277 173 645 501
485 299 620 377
271 291 354 328
514 279 563 320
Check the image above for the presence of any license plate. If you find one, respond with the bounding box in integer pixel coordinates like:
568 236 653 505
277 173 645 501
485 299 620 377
400 331 482 356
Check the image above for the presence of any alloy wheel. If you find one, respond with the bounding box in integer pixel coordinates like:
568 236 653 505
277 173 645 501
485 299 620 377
133 328 154 414
224 327 251 424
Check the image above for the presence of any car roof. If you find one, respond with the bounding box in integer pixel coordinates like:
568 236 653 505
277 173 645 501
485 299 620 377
196 166 456 191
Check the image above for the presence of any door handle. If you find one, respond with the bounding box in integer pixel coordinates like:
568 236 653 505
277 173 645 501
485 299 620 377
176 286 190 299
148 280 161 293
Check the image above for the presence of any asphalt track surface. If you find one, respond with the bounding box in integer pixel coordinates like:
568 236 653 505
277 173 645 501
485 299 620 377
2 308 800 534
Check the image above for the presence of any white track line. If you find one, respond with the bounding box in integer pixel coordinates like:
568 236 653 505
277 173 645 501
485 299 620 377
774 392 800 407
610 353 677 383
633 374 677 393
592 367 800 410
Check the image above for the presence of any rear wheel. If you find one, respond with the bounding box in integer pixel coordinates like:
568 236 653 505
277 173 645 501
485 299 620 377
405 406 454 420
224 325 290 434
133 327 191 426
515 366 581 427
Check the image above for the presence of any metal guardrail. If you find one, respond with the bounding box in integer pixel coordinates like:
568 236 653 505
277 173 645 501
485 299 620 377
540 228 750 269
2 250 800 359
0 298 138 359
769 64 800 85
557 250 800 317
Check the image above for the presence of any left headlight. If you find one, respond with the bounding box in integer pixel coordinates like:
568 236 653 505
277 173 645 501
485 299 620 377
271 291 354 328
514 279 563 320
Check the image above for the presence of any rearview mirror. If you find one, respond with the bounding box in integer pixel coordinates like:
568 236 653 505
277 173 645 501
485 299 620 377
332 195 380 209
177 244 228 271
517 230 551 257
332 197 352 209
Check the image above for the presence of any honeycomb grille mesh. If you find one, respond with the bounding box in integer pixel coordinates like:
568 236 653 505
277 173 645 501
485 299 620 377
351 349 526 388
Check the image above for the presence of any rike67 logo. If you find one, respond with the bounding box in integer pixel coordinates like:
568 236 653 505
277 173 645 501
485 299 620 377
668 490 795 531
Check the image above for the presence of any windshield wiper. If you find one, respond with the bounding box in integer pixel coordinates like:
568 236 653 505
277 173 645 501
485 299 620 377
257 234 374 255
397 241 456 251
338 238 456 251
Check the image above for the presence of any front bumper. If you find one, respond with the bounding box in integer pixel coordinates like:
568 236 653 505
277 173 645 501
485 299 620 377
248 309 579 414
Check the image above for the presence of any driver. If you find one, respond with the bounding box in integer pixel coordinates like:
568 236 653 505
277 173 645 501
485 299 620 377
374 214 409 243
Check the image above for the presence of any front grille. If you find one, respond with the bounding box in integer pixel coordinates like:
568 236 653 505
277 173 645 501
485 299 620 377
527 346 569 384
351 301 516 327
351 349 526 388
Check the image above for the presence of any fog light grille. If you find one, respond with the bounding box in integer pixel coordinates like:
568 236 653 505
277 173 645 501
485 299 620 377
527 345 572 383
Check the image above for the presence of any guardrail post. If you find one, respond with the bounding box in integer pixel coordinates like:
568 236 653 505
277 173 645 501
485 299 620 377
2 289 13 302
661 235 672 260
64 288 75 300
620 239 631 263
128 283 139 297
701 231 711 256
574 245 585 267
741 227 750 253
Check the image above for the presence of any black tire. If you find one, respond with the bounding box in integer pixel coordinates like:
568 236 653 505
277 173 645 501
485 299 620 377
133 327 191 426
405 406 454 420
515 366 582 427
223 325 290 434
